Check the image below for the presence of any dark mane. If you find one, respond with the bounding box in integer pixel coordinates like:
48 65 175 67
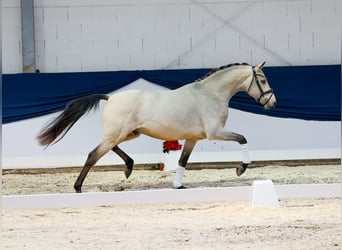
196 62 250 82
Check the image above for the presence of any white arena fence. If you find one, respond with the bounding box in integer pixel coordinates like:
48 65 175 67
2 184 341 210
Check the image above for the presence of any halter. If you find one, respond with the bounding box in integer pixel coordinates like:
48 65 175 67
247 67 274 106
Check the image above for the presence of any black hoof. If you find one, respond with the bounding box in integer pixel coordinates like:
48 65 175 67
125 168 132 179
236 163 248 176
175 185 187 189
75 187 82 193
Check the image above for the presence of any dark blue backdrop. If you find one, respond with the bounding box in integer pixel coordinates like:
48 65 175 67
2 64 341 123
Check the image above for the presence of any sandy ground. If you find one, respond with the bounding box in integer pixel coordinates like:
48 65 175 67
2 164 342 249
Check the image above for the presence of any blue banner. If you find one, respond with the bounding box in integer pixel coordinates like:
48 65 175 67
2 64 341 123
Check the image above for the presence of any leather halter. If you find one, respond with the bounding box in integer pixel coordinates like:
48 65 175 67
247 67 274 106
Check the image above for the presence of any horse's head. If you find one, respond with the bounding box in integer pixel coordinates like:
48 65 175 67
247 62 276 109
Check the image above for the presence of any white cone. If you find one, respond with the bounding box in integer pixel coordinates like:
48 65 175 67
251 180 279 208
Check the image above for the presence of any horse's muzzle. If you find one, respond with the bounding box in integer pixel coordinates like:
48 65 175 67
264 95 276 109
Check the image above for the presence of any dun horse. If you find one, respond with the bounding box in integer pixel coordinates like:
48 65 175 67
37 62 276 193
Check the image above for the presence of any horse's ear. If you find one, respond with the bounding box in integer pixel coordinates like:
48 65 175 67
255 61 266 71
260 61 266 68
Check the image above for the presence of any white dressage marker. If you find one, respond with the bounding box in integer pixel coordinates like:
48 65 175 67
251 180 279 208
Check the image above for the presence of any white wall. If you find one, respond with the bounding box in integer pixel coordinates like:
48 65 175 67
2 0 341 73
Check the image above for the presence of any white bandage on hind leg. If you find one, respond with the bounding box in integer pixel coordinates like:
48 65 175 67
173 166 185 188
241 143 251 164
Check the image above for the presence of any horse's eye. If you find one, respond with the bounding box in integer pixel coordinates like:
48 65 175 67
261 80 266 84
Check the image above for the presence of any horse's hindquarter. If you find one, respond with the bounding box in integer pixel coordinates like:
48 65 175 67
102 90 146 138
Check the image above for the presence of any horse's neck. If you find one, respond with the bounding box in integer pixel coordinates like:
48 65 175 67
199 66 251 101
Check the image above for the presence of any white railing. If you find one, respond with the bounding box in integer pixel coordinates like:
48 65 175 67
3 148 341 169
3 183 341 209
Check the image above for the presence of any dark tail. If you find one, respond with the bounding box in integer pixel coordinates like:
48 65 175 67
37 94 109 146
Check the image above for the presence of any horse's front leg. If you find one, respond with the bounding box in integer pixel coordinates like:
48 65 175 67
207 130 250 176
173 139 197 189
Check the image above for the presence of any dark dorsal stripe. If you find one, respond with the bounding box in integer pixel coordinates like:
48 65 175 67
196 62 250 82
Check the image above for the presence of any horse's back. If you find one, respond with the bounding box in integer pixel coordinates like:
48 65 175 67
108 89 160 108
103 89 162 122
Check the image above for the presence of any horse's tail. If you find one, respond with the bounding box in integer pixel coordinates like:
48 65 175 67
37 94 109 147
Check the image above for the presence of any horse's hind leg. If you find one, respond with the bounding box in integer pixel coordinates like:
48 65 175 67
112 145 134 179
111 130 140 178
74 142 114 193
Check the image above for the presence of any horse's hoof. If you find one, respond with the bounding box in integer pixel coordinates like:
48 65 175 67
75 188 82 193
125 168 132 179
236 163 248 176
175 185 187 189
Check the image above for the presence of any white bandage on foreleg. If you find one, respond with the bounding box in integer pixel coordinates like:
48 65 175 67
173 166 185 188
241 143 251 164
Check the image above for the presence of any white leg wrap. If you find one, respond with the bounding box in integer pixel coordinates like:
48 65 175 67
241 143 251 164
173 166 185 188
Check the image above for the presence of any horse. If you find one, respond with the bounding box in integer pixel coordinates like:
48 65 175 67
37 62 276 193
